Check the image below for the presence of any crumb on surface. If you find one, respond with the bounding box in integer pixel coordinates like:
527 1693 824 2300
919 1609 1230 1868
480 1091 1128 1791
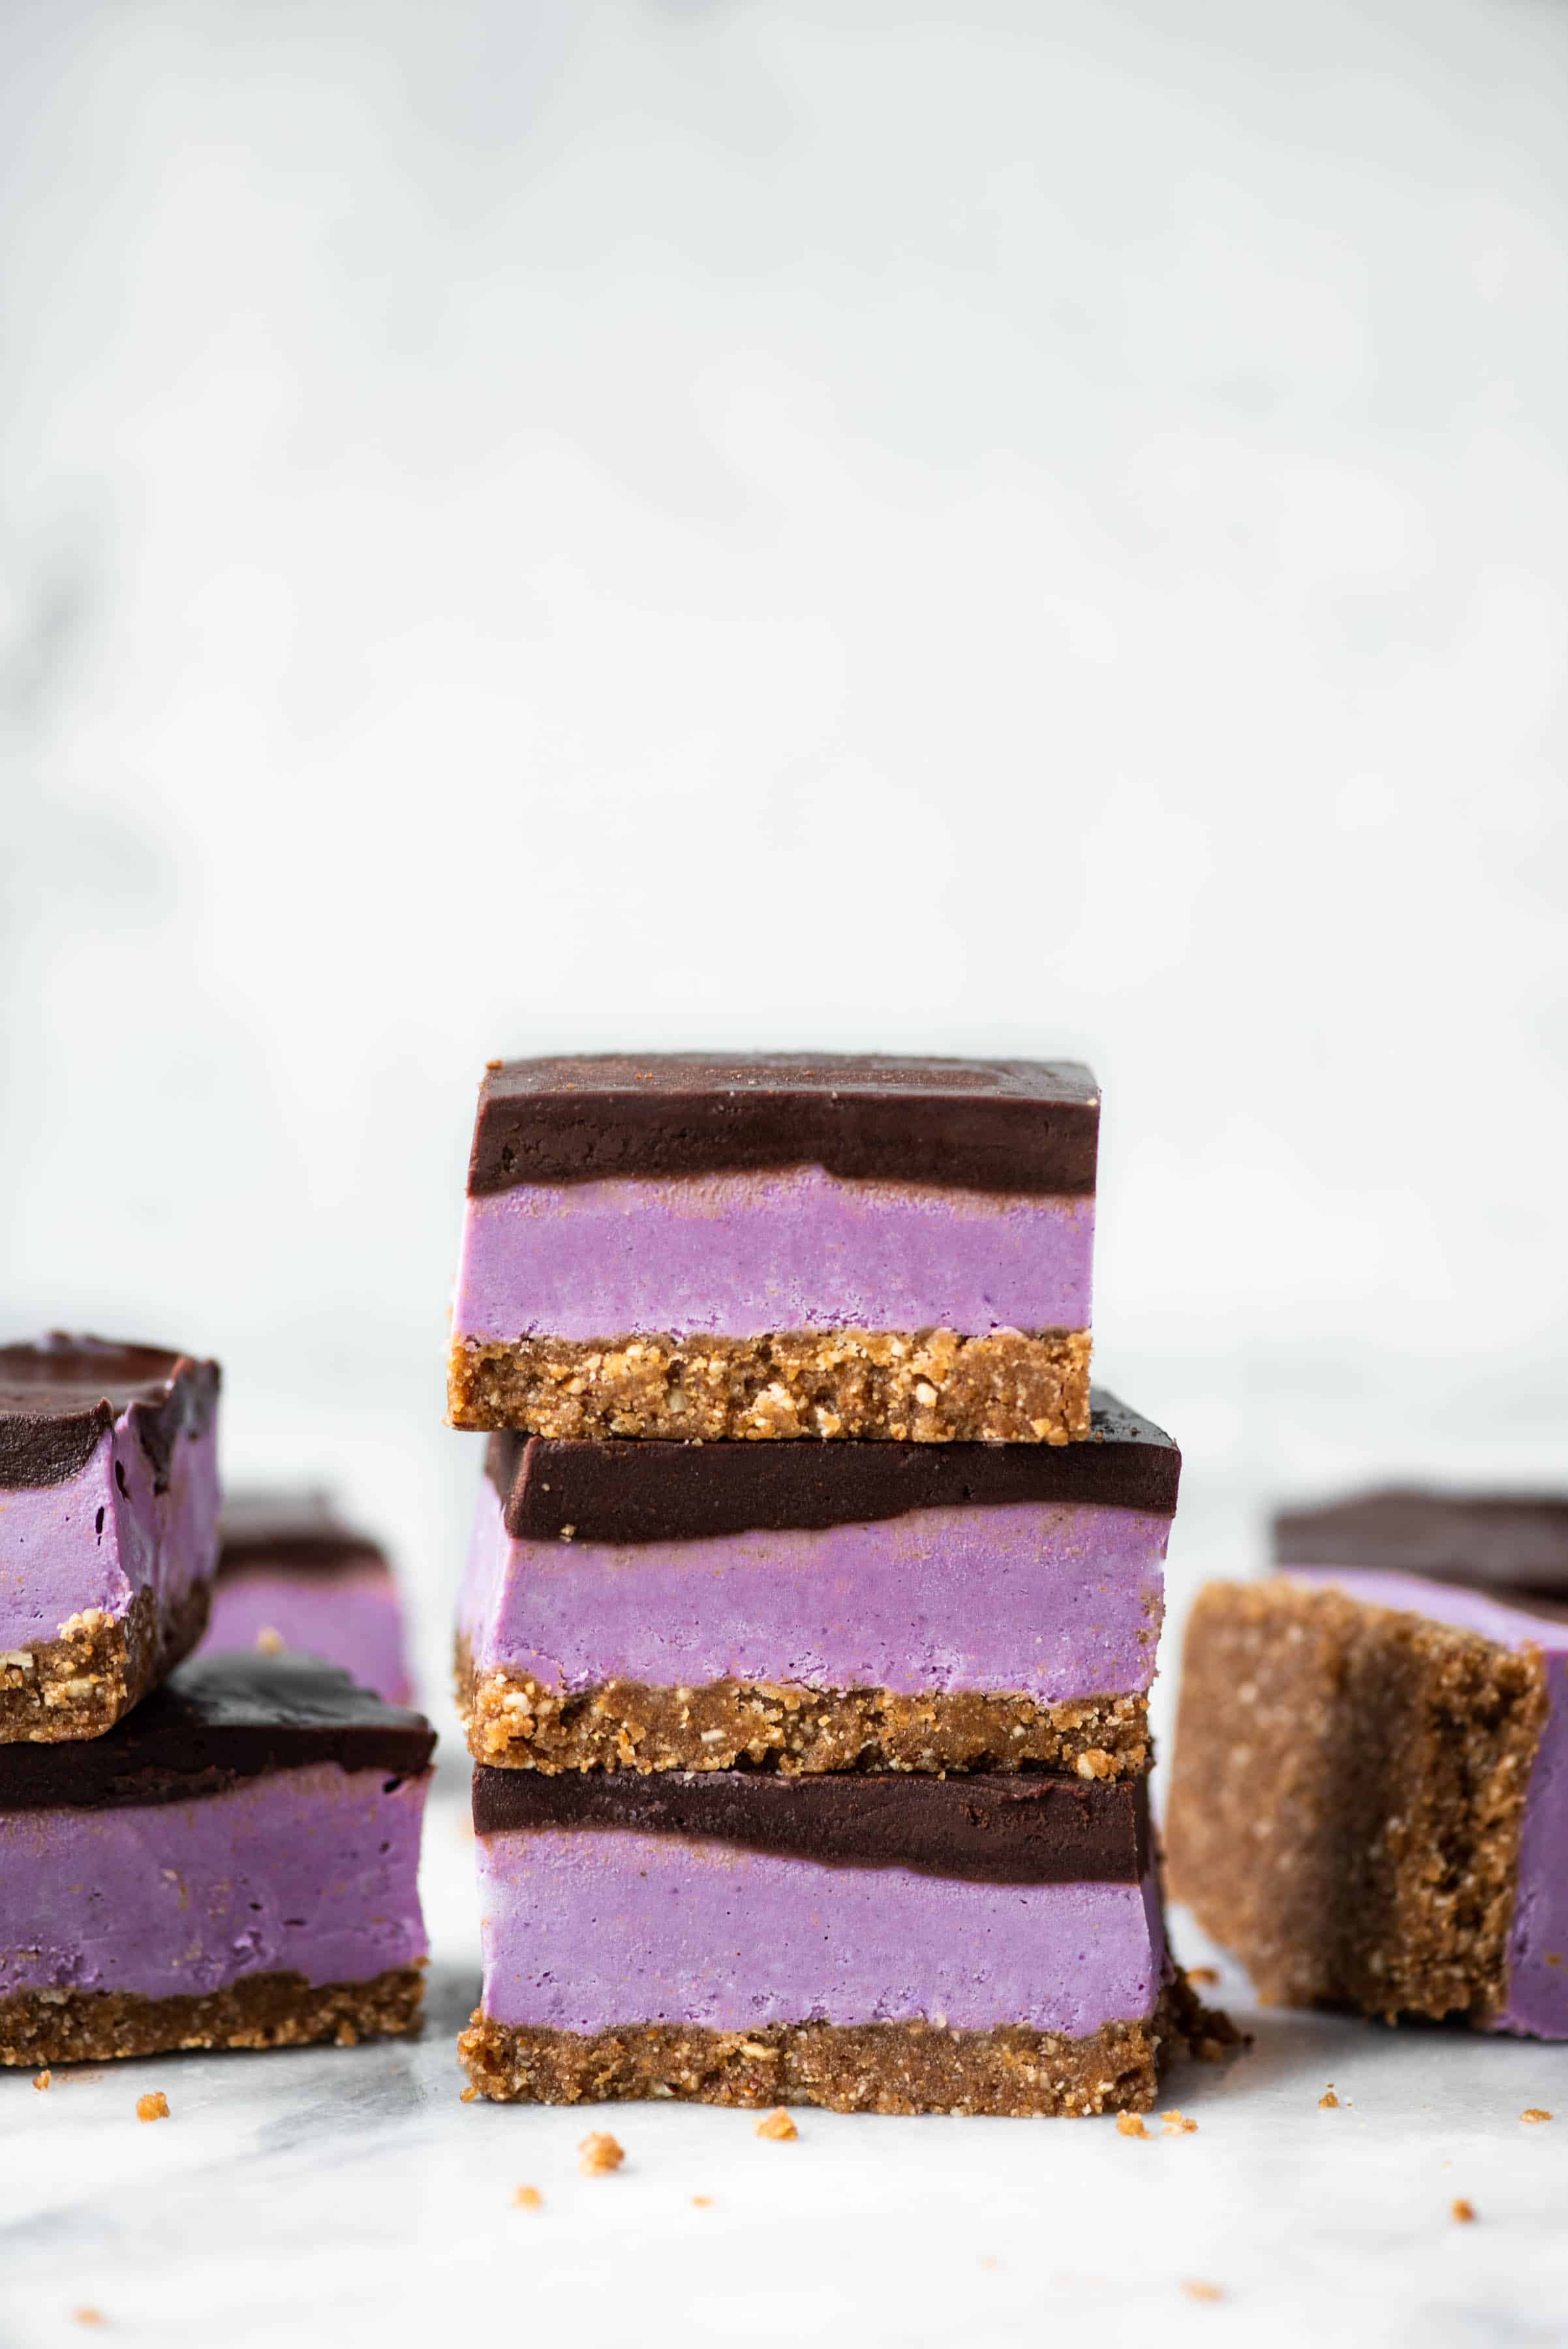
1116 2112 1151 2140
72 2311 105 2329
691 2194 714 2208
459 2085 478 2104
756 2107 799 2141
1521 2108 1553 2124
1319 2087 1340 2110
33 2069 51 2091
1182 2281 1223 2304
1187 1967 1220 1987
513 2186 542 2209
579 2130 625 2175
254 1627 285 1657
1161 2109 1197 2134
1451 2198 1477 2223
135 2091 169 2123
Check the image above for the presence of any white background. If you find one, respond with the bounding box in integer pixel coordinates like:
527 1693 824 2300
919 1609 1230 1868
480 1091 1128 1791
1 3 1567 2340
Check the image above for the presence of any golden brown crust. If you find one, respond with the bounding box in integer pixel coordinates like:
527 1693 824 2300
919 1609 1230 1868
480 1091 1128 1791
456 1640 1150 1779
0 1579 211 1744
1164 1578 1549 2023
448 1328 1092 1443
457 1973 1236 2116
0 1965 426 2066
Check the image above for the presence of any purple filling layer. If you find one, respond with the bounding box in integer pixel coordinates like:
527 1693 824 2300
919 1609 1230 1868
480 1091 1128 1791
477 1826 1165 2036
202 1571 414 1707
453 1167 1094 1342
0 1762 429 2002
0 1407 219 1650
463 1471 1165 1702
1288 1567 1568 2040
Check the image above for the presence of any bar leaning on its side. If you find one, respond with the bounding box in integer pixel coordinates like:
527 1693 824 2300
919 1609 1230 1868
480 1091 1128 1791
1165 1488 1568 2038
446 1054 1098 1444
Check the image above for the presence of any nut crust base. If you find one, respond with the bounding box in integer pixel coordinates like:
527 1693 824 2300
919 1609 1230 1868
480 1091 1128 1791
448 1327 1092 1443
457 1973 1235 2116
457 1643 1149 1780
0 1578 211 1744
1165 1578 1548 2023
0 1965 427 2066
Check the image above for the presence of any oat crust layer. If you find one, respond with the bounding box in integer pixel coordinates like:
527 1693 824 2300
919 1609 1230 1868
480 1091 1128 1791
0 1579 211 1745
457 1974 1236 2117
1164 1578 1549 2023
0 1965 426 2066
448 1327 1092 1443
457 1645 1148 1779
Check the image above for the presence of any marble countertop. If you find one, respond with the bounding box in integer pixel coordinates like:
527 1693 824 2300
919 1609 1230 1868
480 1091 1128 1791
6 1770 1567 2349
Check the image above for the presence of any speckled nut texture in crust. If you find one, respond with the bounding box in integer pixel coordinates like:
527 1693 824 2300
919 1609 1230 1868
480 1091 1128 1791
0 1964 426 2066
457 1650 1150 1781
446 1328 1092 1443
1164 1579 1548 2023
457 1974 1236 2117
0 1580 210 1743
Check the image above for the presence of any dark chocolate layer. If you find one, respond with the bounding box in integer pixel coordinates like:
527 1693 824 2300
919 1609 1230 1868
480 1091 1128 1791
468 1052 1098 1197
1274 1486 1568 1601
485 1386 1176 1544
471 1764 1149 1883
219 1489 388 1582
0 1334 220 1491
0 1655 435 1813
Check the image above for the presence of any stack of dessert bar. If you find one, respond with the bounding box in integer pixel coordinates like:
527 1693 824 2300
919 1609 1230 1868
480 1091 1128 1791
450 1054 1223 2115
1167 1487 1568 2040
1 1335 434 2066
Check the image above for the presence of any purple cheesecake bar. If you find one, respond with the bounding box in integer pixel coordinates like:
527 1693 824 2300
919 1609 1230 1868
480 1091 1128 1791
458 1767 1226 2114
446 1054 1098 1443
458 1389 1176 1778
202 1490 414 1706
0 1653 435 2065
1167 1488 1568 2038
1 1336 221 1742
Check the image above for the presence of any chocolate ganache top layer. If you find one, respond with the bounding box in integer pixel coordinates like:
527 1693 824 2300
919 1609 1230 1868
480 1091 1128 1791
1274 1486 1568 1602
219 1489 389 1583
485 1387 1177 1544
472 1766 1149 1884
0 1333 221 1492
0 1656 435 1813
467 1052 1099 1197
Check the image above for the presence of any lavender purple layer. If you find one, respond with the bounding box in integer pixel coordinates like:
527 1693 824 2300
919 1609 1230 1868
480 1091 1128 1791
0 1760 429 2003
1287 1566 1568 2040
202 1572 414 1708
476 1824 1165 2038
452 1167 1094 1343
0 1406 219 1651
462 1469 1166 1703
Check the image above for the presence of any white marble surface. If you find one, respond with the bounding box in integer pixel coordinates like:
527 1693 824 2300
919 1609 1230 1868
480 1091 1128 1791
5 1771 1568 2349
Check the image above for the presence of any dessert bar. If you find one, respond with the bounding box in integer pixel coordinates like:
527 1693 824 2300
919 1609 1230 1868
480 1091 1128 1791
1 1336 220 1742
458 1389 1176 1777
459 1765 1220 2114
0 1653 435 2064
1165 1488 1568 2036
203 1489 414 1704
447 1054 1097 1443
